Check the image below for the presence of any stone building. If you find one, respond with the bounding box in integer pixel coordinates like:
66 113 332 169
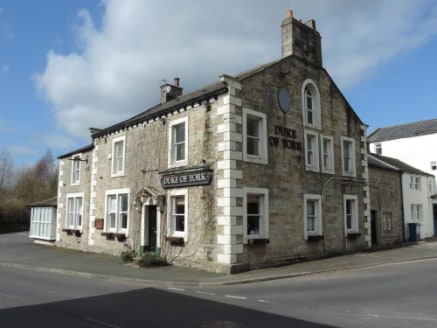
368 154 404 247
368 153 436 241
57 10 371 273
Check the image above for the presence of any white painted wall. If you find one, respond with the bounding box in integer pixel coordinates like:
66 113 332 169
370 133 437 183
401 173 435 240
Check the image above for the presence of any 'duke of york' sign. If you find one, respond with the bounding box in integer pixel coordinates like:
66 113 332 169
161 169 212 189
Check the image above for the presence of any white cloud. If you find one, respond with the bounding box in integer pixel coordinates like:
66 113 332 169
34 0 437 141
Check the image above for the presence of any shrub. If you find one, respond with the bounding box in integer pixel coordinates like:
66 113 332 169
138 252 168 267
120 248 137 262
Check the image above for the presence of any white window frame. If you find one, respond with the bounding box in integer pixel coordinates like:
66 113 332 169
104 189 130 234
71 154 81 185
411 204 423 221
320 135 334 174
111 136 126 177
168 117 188 168
304 130 319 172
167 188 188 240
344 195 359 235
303 194 323 240
341 136 356 177
65 193 84 231
301 79 321 129
375 143 382 155
383 212 392 231
243 187 269 243
243 108 268 165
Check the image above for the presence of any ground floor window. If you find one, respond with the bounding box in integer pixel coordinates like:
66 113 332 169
168 189 188 239
105 189 129 233
383 212 392 231
344 195 359 234
303 194 323 239
411 204 423 221
66 193 83 230
243 187 269 243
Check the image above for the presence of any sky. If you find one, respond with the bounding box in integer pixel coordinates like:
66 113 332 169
0 0 436 167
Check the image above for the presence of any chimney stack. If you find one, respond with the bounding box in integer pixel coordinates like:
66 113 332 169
281 10 322 66
160 77 183 104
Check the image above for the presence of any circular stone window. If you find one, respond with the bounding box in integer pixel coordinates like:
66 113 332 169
278 87 291 113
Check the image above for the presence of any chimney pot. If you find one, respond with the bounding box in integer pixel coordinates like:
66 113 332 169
286 10 293 18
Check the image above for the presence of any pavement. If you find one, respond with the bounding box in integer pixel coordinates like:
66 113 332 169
1 231 437 287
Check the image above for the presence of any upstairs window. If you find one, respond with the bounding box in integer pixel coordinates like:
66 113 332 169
304 130 319 172
410 175 421 191
112 136 126 177
321 135 334 174
301 80 321 129
243 108 268 164
375 143 382 155
341 137 356 177
71 155 81 185
168 117 188 167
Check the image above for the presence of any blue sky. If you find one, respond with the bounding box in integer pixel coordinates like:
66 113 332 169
1 0 436 167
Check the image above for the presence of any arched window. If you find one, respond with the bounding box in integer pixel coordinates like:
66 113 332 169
301 80 321 129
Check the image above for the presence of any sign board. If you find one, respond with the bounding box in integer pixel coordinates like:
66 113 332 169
161 169 212 189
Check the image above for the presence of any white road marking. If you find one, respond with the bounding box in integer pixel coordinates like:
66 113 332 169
195 291 216 296
225 294 247 300
167 287 185 292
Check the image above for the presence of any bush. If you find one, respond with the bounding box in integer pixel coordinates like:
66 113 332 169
138 252 168 267
120 248 137 262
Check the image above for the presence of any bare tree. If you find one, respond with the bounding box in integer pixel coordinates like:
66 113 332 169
13 150 58 206
0 150 13 193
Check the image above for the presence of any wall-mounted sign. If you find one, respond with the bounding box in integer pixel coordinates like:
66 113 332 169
161 169 212 189
269 125 302 151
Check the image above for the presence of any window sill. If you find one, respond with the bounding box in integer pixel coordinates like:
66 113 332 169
165 236 185 246
307 235 324 241
347 232 361 238
62 229 82 237
102 232 126 241
248 238 269 245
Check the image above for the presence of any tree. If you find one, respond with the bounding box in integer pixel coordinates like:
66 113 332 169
13 150 58 206
0 150 13 193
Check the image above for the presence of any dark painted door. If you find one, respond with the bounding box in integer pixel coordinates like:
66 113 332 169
148 206 157 251
433 204 437 236
371 210 378 246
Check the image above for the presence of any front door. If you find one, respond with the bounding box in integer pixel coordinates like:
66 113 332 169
371 210 378 246
148 206 157 251
432 204 437 236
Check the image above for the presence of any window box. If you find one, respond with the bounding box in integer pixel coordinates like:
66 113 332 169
165 236 185 246
307 235 324 241
248 238 269 245
62 228 82 237
347 232 361 238
101 232 126 241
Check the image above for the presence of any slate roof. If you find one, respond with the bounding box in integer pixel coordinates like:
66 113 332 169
368 119 437 142
368 153 433 176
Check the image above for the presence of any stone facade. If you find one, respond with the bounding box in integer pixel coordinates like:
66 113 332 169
57 11 372 273
368 155 404 246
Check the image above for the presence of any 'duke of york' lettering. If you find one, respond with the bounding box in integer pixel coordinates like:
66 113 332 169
189 173 206 182
274 125 296 139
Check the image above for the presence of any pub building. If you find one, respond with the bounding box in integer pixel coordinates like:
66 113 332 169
57 10 370 273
